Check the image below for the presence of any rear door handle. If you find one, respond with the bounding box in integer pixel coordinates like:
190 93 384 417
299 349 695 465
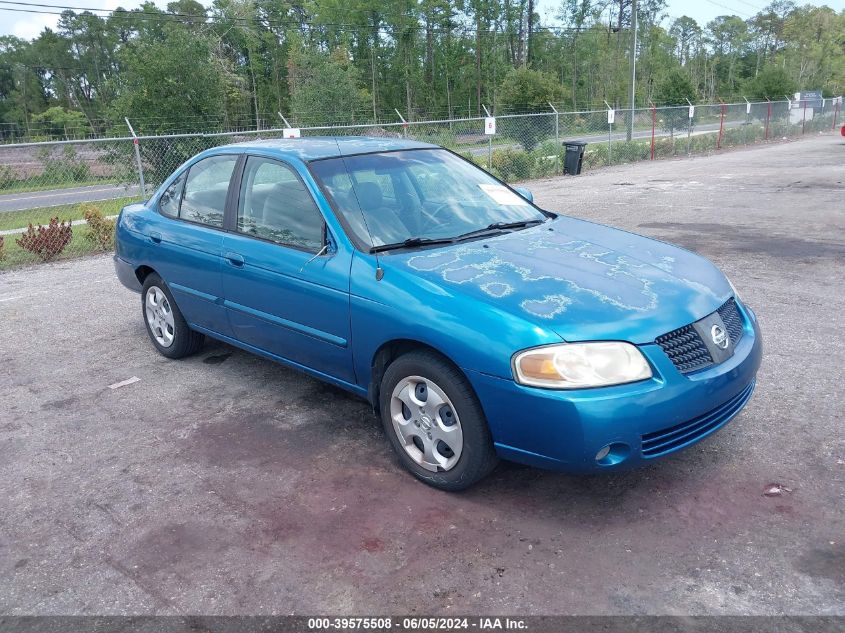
224 252 245 267
149 231 162 244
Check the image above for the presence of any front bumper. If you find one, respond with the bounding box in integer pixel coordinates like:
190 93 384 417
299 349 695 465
467 302 763 472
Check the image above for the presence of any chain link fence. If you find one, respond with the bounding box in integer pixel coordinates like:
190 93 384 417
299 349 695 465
0 98 841 269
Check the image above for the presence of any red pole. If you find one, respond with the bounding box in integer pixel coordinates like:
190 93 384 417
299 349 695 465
802 100 807 134
765 99 771 140
717 100 726 149
650 104 656 160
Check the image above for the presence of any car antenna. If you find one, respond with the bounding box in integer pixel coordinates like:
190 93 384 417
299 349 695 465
336 137 384 281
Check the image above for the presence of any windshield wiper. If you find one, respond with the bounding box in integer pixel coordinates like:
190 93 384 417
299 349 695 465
369 236 456 254
368 219 547 253
453 218 546 242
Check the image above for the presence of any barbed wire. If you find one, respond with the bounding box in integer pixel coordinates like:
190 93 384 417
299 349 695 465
0 98 827 144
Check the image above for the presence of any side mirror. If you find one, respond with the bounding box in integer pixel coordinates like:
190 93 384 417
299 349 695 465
513 186 533 203
326 229 337 255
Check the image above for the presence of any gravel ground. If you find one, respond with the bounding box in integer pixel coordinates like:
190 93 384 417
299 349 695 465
0 134 843 616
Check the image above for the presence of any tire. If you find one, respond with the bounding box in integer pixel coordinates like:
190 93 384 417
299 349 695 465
141 273 204 359
379 350 499 491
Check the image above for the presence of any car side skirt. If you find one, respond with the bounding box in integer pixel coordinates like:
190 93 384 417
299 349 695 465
189 323 369 399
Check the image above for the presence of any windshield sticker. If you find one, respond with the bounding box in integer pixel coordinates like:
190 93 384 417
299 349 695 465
478 184 529 206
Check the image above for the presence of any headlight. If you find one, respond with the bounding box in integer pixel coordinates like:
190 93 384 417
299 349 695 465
512 342 652 389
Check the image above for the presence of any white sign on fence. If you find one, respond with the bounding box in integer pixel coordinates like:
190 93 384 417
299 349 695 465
283 128 301 139
746 102 752 114
607 109 615 124
689 105 695 118
484 117 496 135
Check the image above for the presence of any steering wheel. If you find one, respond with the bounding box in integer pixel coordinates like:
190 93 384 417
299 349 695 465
425 200 457 226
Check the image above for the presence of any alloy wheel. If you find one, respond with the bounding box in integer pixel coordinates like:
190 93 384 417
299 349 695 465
145 286 175 348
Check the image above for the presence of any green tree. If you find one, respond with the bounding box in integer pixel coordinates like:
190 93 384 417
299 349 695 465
653 67 696 135
497 66 565 112
30 106 90 138
496 66 565 149
287 46 371 126
109 25 228 134
706 16 750 98
745 65 797 100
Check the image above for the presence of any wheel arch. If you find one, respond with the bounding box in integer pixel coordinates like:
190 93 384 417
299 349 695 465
135 265 157 285
368 338 466 413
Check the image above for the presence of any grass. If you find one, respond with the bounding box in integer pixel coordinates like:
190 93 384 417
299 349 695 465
0 176 122 196
0 196 137 232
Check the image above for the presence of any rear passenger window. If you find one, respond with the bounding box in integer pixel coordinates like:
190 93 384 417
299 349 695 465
237 157 324 251
159 172 185 217
180 155 237 228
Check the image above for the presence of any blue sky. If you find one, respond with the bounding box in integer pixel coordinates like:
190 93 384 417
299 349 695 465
2 0 844 39
536 0 845 27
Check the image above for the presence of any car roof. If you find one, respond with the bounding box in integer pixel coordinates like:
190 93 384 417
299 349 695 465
220 136 440 161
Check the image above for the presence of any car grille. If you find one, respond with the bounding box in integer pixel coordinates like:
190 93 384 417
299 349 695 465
656 298 744 374
655 324 713 373
717 298 744 344
641 380 755 458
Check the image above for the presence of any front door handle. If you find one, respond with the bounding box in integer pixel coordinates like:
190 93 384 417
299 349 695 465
149 231 162 244
224 252 245 267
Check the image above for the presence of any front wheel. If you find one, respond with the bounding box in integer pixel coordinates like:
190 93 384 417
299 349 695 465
141 274 204 359
380 350 498 491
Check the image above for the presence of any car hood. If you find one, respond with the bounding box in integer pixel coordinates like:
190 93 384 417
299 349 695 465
390 215 732 344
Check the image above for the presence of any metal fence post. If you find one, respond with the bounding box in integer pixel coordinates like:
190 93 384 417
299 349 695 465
482 104 493 170
743 97 751 145
549 102 560 172
395 109 407 138
784 96 792 135
124 117 145 198
650 102 656 159
765 99 771 140
604 101 613 164
802 100 807 134
717 100 726 150
686 99 693 155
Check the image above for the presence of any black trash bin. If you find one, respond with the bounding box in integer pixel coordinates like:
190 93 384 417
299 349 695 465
563 141 587 175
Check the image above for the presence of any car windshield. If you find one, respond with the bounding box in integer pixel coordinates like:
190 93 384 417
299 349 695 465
309 148 546 248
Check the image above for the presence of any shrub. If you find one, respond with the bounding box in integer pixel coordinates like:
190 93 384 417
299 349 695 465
583 143 609 170
37 146 91 184
611 140 651 163
81 204 116 250
16 217 73 261
689 133 718 154
653 137 677 159
491 148 536 181
0 164 17 190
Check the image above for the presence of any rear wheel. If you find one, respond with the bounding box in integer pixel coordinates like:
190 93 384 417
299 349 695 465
380 350 498 491
141 274 204 359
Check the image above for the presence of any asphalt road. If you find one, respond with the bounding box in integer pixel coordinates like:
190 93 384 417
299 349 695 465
0 134 843 616
0 184 134 213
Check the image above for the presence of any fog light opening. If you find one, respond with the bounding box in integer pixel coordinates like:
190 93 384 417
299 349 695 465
595 442 631 466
